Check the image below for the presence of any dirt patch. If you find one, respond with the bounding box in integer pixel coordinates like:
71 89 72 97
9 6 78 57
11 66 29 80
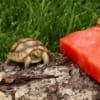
0 53 99 100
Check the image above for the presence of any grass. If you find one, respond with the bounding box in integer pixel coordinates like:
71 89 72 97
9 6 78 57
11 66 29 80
0 0 100 62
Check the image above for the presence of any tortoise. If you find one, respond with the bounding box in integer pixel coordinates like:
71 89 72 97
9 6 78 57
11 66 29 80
5 38 49 69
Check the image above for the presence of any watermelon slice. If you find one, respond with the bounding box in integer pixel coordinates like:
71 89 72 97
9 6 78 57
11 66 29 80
60 25 100 83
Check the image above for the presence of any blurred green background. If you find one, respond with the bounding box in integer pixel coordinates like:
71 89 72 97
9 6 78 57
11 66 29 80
0 0 100 62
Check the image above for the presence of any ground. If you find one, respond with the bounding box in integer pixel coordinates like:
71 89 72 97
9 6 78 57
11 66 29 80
0 53 99 100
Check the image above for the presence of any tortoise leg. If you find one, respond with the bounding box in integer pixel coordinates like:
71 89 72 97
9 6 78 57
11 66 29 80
42 52 49 65
24 56 31 69
36 52 49 72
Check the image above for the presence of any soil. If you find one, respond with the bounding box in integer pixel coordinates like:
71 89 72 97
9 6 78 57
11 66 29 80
0 53 99 100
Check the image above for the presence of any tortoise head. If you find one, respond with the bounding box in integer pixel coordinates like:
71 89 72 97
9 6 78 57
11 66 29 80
31 47 49 65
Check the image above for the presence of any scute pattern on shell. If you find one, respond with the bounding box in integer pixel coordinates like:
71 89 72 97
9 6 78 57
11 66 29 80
10 38 43 52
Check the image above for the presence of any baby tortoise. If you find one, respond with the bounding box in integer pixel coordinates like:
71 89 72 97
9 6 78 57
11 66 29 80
6 38 49 69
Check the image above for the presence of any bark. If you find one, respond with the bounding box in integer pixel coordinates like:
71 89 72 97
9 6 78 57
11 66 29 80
0 53 99 100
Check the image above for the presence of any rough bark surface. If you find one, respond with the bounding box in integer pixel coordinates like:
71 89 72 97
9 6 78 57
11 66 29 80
0 53 99 100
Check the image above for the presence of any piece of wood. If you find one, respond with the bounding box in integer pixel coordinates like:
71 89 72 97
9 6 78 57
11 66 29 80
0 53 99 100
60 25 100 83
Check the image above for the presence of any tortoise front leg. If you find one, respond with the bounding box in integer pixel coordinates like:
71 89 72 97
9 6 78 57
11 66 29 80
24 56 31 69
42 52 49 65
36 52 49 71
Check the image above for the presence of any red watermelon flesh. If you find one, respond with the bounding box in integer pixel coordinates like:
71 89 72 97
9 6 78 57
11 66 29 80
60 26 100 83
